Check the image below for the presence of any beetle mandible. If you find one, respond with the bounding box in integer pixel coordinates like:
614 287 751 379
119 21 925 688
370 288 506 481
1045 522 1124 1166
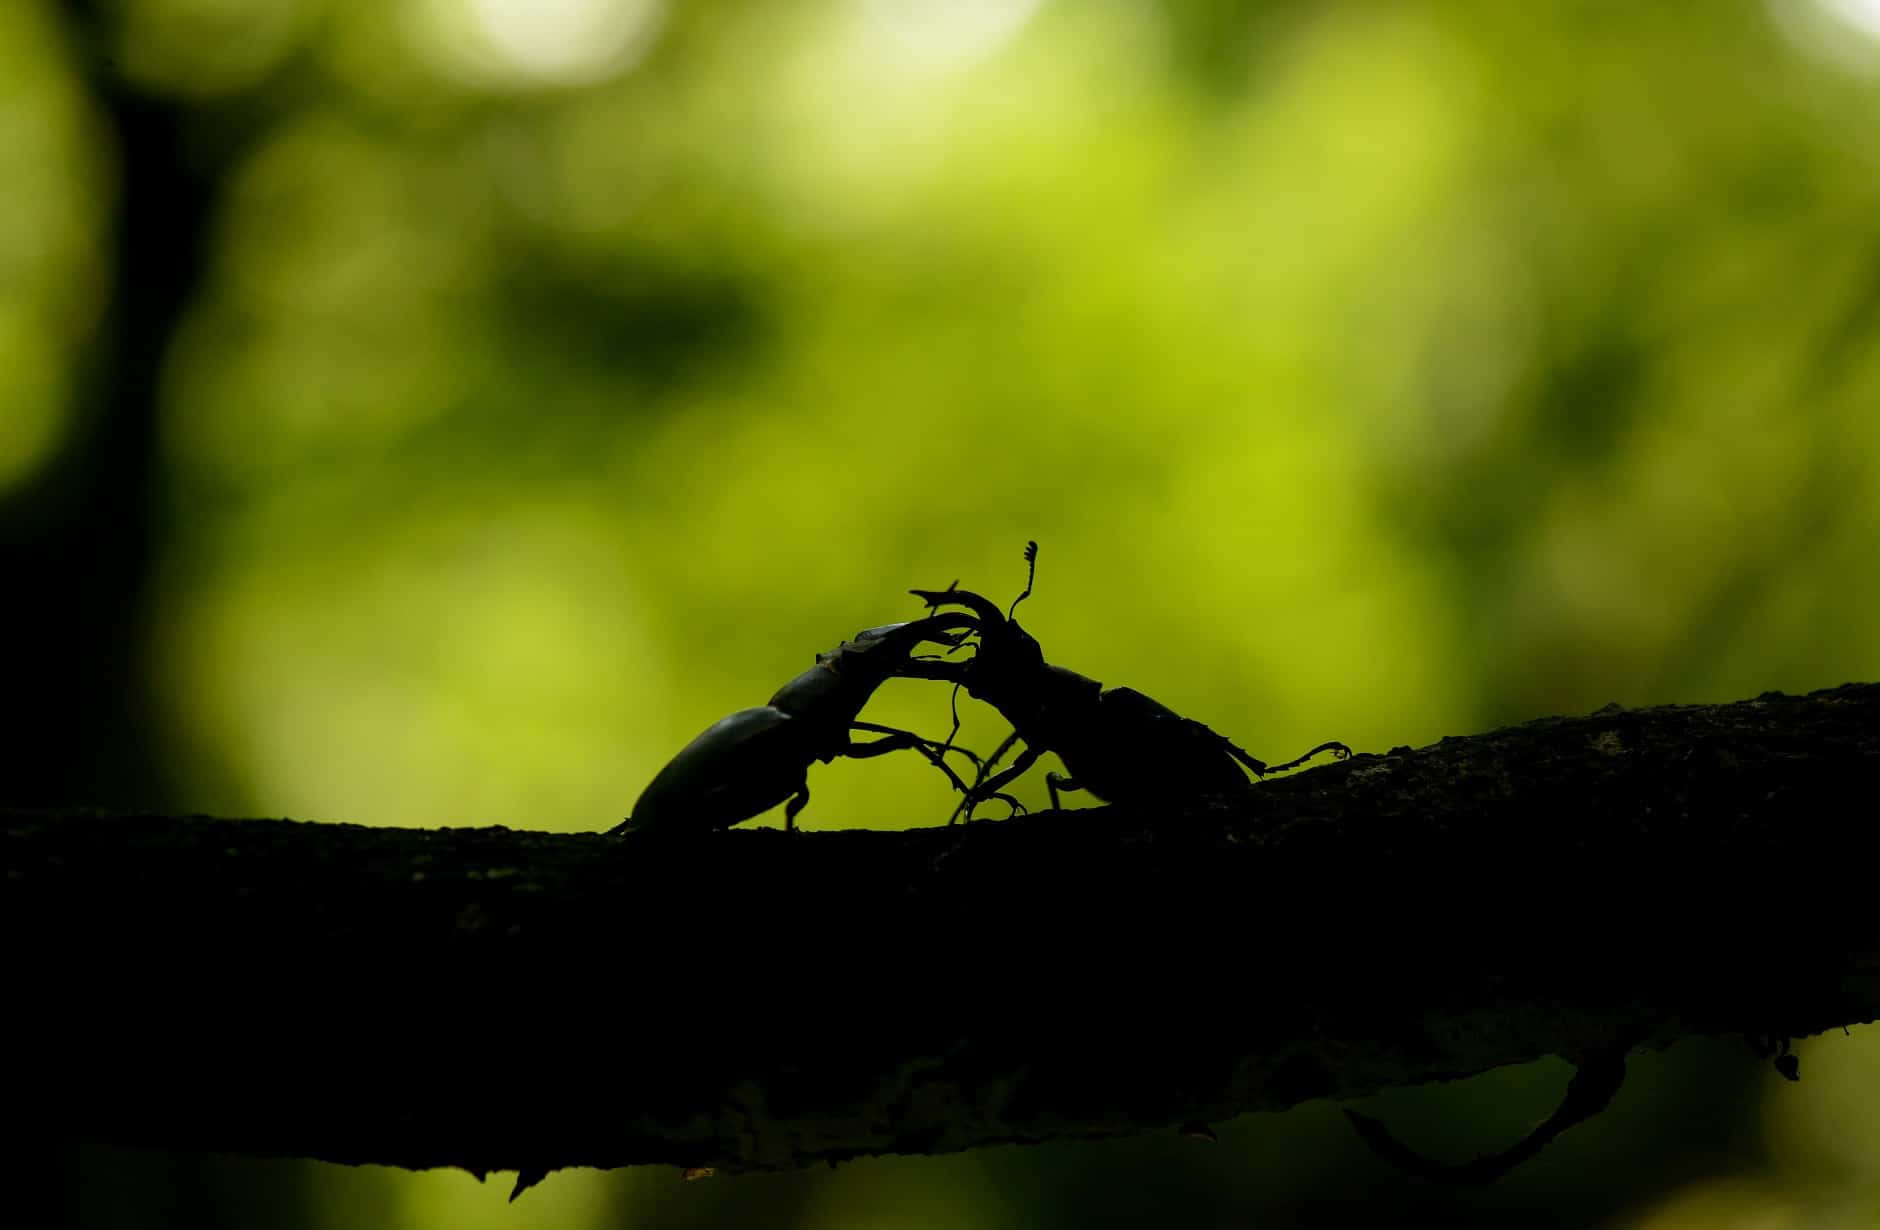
612 614 983 835
899 543 1350 821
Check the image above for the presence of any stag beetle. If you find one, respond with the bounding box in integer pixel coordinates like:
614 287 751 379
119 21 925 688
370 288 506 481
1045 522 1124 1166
899 543 1350 820
611 614 982 835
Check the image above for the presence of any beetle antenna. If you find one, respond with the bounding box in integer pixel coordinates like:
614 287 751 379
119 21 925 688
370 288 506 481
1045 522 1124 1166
1007 541 1038 621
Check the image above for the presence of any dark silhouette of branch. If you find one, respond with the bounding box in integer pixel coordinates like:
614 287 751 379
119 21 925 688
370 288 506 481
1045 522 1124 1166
7 683 1878 1192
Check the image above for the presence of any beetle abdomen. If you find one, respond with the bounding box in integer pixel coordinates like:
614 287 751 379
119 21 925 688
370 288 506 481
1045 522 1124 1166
1058 688 1253 803
620 707 812 833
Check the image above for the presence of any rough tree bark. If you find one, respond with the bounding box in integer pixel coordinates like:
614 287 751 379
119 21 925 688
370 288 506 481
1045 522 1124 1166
7 683 1877 1192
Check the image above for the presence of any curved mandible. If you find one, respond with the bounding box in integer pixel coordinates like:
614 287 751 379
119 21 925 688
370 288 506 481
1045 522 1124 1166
852 611 979 656
909 586 1006 628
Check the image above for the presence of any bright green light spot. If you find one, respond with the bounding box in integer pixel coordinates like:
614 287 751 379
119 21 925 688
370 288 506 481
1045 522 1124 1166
409 0 666 89
0 0 107 495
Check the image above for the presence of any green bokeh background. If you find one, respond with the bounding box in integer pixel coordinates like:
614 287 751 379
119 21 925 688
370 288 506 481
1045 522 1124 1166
8 0 1880 1226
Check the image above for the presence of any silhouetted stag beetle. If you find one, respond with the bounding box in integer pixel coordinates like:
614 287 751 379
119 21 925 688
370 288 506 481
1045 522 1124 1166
898 542 1351 820
611 615 982 835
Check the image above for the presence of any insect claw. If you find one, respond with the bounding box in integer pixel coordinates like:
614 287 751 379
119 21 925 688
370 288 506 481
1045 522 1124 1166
1261 740 1354 775
989 793 1025 818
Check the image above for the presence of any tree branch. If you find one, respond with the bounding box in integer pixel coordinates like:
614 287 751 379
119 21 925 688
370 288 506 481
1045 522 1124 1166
8 683 1878 1188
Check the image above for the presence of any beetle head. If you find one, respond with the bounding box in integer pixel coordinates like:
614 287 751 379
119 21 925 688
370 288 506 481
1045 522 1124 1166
909 541 1047 687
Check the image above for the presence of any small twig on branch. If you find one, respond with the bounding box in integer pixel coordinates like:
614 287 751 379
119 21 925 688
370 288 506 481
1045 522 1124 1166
6 684 1878 1191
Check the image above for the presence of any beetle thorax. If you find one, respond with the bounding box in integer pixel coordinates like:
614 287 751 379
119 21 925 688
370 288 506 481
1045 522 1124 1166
972 631 1099 735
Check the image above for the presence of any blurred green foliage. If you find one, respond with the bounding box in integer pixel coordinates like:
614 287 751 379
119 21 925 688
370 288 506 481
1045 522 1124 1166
12 0 1880 1226
0 0 107 490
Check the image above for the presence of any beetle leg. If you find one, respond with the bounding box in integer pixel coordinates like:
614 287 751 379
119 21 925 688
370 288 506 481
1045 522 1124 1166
844 724 979 798
1216 737 1269 777
950 729 1021 823
939 681 965 758
974 745 1041 797
1261 740 1354 775
980 792 1026 819
950 730 1020 823
1220 736 1351 779
955 744 1043 823
783 784 810 832
969 729 1021 782
849 721 982 766
1044 773 1085 811
843 730 930 758
1183 720 1272 779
